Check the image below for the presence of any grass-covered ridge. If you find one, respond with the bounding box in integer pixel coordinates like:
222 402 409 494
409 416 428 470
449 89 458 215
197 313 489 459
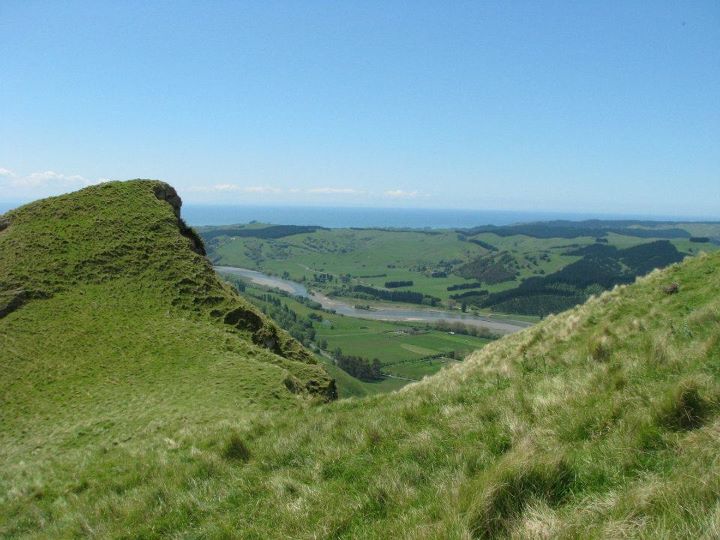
2 183 719 537
0 181 336 523
0 180 331 377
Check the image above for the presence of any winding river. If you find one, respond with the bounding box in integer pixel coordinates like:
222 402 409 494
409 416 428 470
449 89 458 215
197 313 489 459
215 266 531 334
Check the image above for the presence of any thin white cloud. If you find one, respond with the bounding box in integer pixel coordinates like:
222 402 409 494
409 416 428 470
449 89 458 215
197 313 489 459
0 167 105 201
187 183 370 197
12 170 97 188
244 186 282 194
187 183 283 194
211 183 241 192
307 187 364 195
384 189 421 199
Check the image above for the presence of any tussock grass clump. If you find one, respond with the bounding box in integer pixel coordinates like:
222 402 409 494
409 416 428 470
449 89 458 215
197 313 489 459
657 379 713 431
222 433 251 462
365 426 383 446
485 424 513 456
588 334 612 362
464 449 575 538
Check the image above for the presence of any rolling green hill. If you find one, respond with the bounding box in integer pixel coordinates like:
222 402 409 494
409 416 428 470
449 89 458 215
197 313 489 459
200 220 719 318
2 182 719 537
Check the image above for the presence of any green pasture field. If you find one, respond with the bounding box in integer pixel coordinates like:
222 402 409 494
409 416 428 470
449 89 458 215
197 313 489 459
241 283 493 392
205 224 720 311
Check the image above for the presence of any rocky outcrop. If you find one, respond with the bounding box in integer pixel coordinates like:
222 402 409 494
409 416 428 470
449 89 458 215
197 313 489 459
222 304 319 363
305 377 338 401
663 282 679 294
222 304 335 400
152 182 205 256
223 305 283 355
0 215 10 233
179 218 206 256
152 183 182 217
0 289 28 318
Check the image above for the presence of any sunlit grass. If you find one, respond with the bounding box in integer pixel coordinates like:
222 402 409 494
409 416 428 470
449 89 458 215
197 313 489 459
2 181 719 537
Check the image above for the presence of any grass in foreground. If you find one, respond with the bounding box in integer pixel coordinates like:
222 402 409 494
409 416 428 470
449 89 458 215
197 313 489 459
4 248 720 534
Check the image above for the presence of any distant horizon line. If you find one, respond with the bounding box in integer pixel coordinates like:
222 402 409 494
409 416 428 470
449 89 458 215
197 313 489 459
1 199 719 223
183 204 720 223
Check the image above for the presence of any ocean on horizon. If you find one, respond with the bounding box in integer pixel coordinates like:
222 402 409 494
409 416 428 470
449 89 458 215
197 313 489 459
1 201 714 229
181 205 706 229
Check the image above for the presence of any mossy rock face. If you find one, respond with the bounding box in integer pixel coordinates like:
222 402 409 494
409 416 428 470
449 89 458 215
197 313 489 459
304 377 338 401
151 182 182 217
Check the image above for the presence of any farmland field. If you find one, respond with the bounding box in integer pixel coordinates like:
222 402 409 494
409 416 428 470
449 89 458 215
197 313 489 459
205 220 720 392
234 281 494 396
201 220 720 317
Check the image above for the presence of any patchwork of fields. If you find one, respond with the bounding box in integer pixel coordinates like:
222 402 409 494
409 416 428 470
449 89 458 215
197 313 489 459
204 220 720 391
235 282 493 397
202 220 720 316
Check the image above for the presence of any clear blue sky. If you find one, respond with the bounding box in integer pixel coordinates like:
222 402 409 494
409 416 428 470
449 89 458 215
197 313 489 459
1 1 718 216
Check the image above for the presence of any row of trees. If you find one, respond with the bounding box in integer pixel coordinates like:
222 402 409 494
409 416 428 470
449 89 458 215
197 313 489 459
447 281 484 291
449 289 489 300
431 320 500 340
332 348 383 381
384 280 413 288
351 285 440 306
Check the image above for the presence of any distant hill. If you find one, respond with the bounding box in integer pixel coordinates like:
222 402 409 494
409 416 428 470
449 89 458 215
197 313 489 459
199 223 329 241
470 240 686 316
1 183 718 537
456 219 709 239
201 218 719 318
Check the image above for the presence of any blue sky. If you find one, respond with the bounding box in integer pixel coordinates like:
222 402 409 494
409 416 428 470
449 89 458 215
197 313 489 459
1 1 718 216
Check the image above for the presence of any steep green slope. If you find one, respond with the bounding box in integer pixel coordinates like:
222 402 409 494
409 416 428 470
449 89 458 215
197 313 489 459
1 184 719 538
0 180 335 377
0 181 336 529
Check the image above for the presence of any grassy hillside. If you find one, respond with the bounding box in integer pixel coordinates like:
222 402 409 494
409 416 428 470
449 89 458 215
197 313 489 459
0 180 333 377
2 184 719 537
0 181 337 535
